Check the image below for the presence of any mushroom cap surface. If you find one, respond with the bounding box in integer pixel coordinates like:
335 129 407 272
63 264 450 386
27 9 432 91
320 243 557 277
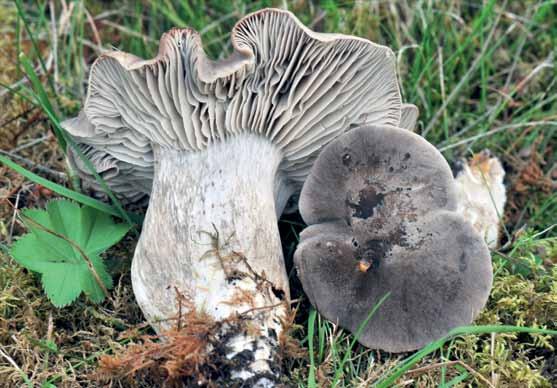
295 126 493 352
63 8 402 201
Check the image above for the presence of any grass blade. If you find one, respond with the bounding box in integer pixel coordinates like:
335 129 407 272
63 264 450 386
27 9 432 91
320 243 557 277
0 154 141 224
332 292 390 387
439 371 470 388
18 52 136 227
19 53 66 150
14 0 59 107
374 325 557 387
307 309 317 388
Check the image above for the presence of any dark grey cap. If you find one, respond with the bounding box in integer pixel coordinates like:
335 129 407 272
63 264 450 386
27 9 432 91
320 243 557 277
295 125 492 352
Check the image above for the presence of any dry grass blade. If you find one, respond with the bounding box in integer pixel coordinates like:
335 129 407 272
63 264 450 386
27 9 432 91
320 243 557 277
406 360 494 387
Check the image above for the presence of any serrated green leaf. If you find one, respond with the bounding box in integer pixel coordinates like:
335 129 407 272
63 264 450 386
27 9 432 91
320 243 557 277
40 262 82 307
82 207 131 255
81 254 113 303
10 199 131 307
46 200 81 242
19 216 76 263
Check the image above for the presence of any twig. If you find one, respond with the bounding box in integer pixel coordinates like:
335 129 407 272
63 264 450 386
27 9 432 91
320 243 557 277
84 6 102 49
0 149 67 181
11 134 51 153
58 1 75 36
43 312 54 370
198 223 236 279
92 8 127 21
231 250 276 289
8 191 21 244
0 346 33 387
514 54 554 93
308 10 326 30
0 107 36 130
239 298 300 318
76 38 109 54
175 286 184 331
0 76 31 98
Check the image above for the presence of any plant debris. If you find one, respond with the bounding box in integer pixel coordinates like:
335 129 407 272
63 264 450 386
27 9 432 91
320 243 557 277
96 290 303 387
96 293 218 387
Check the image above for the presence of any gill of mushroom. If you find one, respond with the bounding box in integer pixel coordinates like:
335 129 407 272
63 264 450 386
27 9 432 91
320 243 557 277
62 9 403 384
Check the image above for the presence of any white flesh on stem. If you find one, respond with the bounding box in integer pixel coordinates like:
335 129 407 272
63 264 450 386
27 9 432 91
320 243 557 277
131 134 289 384
454 153 506 249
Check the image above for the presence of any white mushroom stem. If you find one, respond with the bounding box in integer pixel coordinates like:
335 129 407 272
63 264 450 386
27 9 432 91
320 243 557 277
131 134 290 384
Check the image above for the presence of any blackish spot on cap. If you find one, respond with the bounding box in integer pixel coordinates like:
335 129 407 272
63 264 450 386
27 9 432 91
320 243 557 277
458 252 467 272
347 186 385 219
358 239 390 269
342 153 352 166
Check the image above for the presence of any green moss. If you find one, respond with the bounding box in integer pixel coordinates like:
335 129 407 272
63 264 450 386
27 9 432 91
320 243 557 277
445 236 557 387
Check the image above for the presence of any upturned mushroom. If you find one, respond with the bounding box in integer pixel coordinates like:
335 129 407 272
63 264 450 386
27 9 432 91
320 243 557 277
63 9 403 383
294 125 493 352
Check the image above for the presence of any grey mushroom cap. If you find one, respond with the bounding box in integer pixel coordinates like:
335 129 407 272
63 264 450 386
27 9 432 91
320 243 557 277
294 125 493 352
62 8 402 210
280 103 419 215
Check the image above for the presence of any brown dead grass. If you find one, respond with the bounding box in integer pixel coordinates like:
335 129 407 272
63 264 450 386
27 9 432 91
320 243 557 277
0 249 146 387
96 296 218 387
505 136 557 231
96 291 305 387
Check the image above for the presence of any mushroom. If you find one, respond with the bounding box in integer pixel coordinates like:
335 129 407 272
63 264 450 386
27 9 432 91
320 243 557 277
294 125 493 352
454 150 506 249
63 111 154 205
66 142 152 205
63 9 402 383
372 104 506 248
399 103 419 131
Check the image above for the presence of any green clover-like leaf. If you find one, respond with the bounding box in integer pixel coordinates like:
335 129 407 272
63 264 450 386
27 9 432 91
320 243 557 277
10 199 131 307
